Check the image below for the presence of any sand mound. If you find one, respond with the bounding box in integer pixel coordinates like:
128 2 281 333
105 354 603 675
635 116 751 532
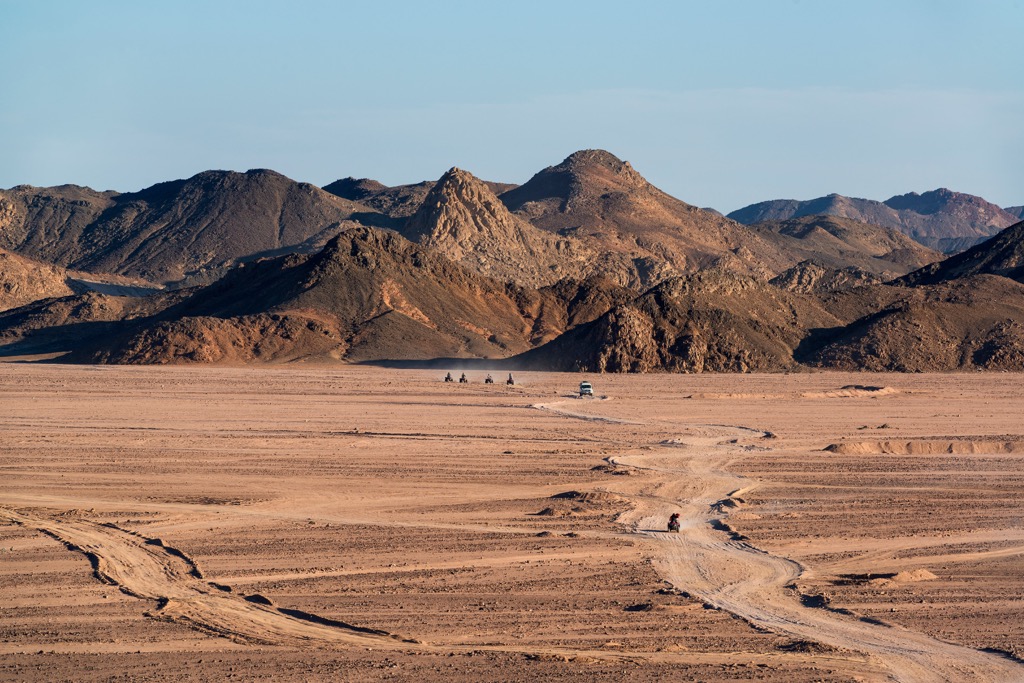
892 569 938 583
551 490 625 504
825 439 1024 455
803 385 900 398
867 569 938 587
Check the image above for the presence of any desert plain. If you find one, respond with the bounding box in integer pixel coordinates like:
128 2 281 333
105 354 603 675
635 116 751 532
1 365 1023 682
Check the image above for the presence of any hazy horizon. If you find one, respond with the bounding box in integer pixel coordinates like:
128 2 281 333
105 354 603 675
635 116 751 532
2 1 1021 213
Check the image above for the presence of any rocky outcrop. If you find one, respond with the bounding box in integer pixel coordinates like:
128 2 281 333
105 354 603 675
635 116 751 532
513 270 838 372
769 261 882 294
0 249 74 312
898 220 1024 286
802 276 1024 371
403 168 592 287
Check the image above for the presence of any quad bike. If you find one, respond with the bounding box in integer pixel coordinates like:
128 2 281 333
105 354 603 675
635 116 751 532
459 373 468 384
484 375 494 384
668 517 681 533
444 373 454 383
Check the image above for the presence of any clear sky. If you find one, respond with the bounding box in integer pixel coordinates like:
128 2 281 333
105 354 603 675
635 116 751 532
2 0 1021 212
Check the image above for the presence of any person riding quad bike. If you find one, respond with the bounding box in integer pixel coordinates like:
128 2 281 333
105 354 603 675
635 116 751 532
444 372 454 382
668 513 681 533
459 373 468 383
484 374 494 384
506 373 515 385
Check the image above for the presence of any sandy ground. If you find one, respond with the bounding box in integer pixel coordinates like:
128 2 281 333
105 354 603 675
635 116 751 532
1 365 1023 682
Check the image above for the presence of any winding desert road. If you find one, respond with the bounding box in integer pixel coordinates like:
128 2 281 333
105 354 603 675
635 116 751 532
0 507 415 650
539 401 1024 683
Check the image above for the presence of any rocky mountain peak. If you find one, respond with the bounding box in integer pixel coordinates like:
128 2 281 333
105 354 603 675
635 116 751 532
403 167 591 287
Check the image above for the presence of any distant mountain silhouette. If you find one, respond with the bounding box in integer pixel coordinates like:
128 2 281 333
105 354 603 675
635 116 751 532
1005 206 1024 220
729 189 1017 253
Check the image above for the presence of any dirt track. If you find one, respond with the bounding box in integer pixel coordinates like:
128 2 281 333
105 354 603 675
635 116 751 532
2 365 1023 681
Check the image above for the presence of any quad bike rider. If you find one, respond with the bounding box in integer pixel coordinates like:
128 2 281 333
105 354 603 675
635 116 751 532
484 374 494 384
459 373 468 384
506 373 515 386
668 513 681 533
444 372 454 383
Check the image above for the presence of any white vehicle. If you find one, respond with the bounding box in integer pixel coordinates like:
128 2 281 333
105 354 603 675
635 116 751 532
579 381 594 397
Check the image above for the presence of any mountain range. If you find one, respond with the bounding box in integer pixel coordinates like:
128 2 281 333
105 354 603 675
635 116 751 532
1 149 1022 371
728 189 1018 253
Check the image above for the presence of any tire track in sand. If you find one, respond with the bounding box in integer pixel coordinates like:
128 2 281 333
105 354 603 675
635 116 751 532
0 507 419 649
537 402 1024 683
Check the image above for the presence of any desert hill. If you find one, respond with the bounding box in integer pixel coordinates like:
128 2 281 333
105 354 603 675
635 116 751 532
0 247 162 314
0 184 118 264
2 170 370 285
498 150 798 287
0 249 74 312
0 287 187 360
512 270 840 373
401 167 593 287
1007 206 1024 219
801 275 1024 371
897 220 1024 286
729 189 1017 253
748 215 941 279
78 227 615 364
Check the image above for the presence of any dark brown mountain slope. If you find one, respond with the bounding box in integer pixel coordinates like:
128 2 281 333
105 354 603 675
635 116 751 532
729 189 1017 253
3 170 370 285
498 150 792 288
0 184 117 264
402 168 593 287
511 270 840 373
749 215 941 279
801 275 1024 371
897 220 1024 286
82 227 587 364
0 287 187 359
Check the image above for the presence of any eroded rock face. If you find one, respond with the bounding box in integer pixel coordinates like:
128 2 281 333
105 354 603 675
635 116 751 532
498 150 790 288
0 249 74 312
770 261 882 294
404 167 592 288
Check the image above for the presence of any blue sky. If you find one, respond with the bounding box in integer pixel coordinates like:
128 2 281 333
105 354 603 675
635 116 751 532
2 0 1021 211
